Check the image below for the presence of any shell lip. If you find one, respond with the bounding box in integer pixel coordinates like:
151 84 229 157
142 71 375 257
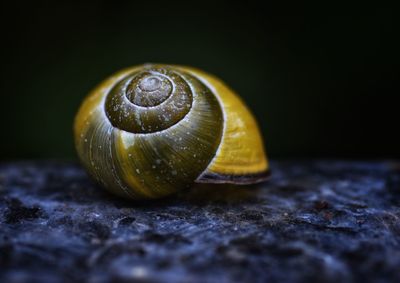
196 170 271 185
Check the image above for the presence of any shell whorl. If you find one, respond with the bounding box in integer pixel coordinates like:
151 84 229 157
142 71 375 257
105 68 194 134
75 65 225 199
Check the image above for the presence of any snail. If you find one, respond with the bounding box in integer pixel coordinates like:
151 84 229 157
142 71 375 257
74 64 269 200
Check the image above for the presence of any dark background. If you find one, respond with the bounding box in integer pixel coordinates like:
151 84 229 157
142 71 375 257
0 1 398 160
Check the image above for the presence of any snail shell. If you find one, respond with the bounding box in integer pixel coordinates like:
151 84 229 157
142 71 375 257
74 64 269 200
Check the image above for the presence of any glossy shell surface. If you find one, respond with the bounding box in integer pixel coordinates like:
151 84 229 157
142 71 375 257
74 64 268 199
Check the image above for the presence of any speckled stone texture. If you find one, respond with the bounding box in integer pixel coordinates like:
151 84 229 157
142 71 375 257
0 161 400 283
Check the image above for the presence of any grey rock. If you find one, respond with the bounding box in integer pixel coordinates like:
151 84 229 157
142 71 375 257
0 161 399 283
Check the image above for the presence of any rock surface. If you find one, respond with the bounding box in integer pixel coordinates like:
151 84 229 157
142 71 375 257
0 161 400 283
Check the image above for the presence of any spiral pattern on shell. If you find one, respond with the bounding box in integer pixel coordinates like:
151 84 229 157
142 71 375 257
105 68 194 133
75 65 224 199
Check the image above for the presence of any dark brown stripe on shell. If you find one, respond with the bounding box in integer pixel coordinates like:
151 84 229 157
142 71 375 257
196 170 270 185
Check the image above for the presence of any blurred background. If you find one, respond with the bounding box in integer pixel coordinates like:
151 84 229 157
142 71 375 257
0 1 398 160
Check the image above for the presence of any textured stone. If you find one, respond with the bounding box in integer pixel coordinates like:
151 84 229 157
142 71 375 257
0 161 400 283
